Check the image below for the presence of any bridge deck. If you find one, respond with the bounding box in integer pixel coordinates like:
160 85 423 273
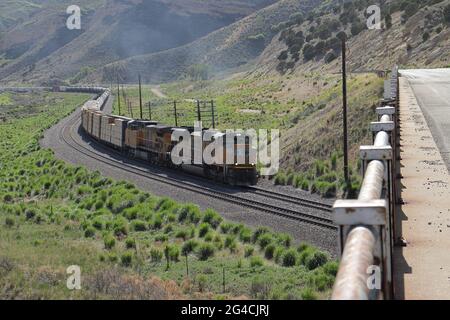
394 76 450 300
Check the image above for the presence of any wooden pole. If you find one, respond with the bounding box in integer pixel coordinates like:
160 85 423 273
173 100 178 127
138 74 143 120
342 39 349 190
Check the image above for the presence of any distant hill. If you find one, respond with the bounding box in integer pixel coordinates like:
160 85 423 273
0 0 277 83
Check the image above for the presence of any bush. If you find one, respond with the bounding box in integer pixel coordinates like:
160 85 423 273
84 226 96 238
177 204 199 222
258 233 273 249
125 238 136 249
175 229 189 241
274 173 287 185
277 233 292 247
305 251 329 270
224 235 237 252
301 287 318 300
197 243 215 261
182 239 199 256
202 209 223 229
422 31 430 42
131 219 147 231
324 51 338 64
310 272 335 291
219 222 233 234
282 249 298 267
264 244 276 260
252 227 269 243
152 215 163 229
150 247 163 262
274 246 285 264
250 276 271 299
250 256 264 268
239 228 252 243
168 244 180 262
92 217 104 230
112 217 128 236
323 261 339 277
5 216 15 228
103 234 116 250
445 4 450 24
244 246 255 258
25 208 36 220
3 194 13 203
198 223 210 238
120 252 133 267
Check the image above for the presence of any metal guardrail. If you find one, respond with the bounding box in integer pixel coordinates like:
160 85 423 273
332 66 399 300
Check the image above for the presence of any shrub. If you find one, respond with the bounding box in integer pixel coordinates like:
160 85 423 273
202 209 223 229
196 274 208 292
250 256 264 268
277 233 292 247
112 217 128 236
250 276 271 299
219 222 233 234
324 51 338 64
252 227 269 243
445 4 450 24
239 228 252 243
198 223 210 238
244 246 255 258
3 194 13 203
323 261 339 277
182 239 199 255
265 244 276 260
258 233 273 249
150 247 163 262
310 270 335 291
298 247 316 266
175 229 189 241
25 208 36 220
197 243 215 261
224 235 237 252
5 216 14 228
125 238 136 249
274 246 285 264
177 204 199 222
120 252 133 267
84 226 96 238
274 173 287 185
422 31 430 42
152 215 163 229
92 217 104 230
103 234 116 250
131 219 147 231
168 244 180 262
301 287 318 300
282 249 298 267
305 251 329 270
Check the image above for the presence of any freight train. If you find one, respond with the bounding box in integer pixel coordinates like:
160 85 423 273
62 86 258 186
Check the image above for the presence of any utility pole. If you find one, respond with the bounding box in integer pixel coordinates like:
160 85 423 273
138 74 143 120
117 76 121 116
148 101 152 121
173 100 178 127
211 100 215 129
196 100 201 122
342 38 350 191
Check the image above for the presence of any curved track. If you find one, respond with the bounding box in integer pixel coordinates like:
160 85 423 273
61 113 336 230
40 94 338 254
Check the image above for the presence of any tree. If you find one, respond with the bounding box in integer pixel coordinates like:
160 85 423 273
385 13 392 29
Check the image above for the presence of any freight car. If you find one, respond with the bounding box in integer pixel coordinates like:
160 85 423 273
76 86 258 186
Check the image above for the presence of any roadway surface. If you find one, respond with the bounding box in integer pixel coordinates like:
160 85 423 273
394 71 450 300
400 69 450 172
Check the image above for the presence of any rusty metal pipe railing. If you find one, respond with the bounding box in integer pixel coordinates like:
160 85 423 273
331 227 376 300
332 67 398 300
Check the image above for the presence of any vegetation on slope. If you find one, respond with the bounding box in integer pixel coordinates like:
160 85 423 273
0 91 336 299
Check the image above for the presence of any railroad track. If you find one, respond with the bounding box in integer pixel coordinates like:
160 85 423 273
244 186 333 212
60 111 337 230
